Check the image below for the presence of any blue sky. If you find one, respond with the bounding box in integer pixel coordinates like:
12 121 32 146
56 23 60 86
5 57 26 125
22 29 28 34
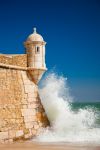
0 0 100 102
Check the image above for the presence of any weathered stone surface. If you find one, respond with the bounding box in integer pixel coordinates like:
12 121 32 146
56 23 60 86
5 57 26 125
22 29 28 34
0 54 27 67
25 122 34 129
0 132 8 140
16 130 24 138
9 130 16 138
0 29 49 143
21 109 36 116
0 67 49 142
24 116 37 122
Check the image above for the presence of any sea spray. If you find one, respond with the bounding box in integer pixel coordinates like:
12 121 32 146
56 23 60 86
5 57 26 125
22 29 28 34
35 73 100 143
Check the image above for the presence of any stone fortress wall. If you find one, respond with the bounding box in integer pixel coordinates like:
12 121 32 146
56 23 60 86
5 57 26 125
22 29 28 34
0 29 49 143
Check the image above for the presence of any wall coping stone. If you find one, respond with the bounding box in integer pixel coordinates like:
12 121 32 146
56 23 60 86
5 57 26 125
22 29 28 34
0 63 47 71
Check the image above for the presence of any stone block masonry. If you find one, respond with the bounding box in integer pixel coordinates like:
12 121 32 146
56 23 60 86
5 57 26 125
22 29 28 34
0 55 49 143
0 28 49 143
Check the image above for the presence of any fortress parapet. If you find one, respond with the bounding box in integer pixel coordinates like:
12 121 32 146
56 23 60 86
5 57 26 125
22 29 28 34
0 28 49 143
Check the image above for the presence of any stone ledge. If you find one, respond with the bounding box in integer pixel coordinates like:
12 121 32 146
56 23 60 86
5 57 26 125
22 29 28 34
0 63 47 71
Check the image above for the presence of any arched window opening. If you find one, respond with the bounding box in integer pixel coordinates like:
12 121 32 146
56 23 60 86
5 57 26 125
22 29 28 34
35 46 40 54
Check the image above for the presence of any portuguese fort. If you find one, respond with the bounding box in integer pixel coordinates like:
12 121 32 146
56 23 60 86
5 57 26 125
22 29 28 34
0 28 49 143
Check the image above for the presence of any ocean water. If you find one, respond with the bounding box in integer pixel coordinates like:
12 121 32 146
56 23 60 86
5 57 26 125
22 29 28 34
34 73 100 144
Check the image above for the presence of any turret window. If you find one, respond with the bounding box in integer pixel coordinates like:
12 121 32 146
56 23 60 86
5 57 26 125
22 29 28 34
35 46 40 54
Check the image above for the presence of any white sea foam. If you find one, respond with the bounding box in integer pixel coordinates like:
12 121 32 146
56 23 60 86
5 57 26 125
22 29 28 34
35 73 100 143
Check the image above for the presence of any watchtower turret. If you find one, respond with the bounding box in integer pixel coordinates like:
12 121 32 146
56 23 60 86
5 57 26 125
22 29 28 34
24 28 47 84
